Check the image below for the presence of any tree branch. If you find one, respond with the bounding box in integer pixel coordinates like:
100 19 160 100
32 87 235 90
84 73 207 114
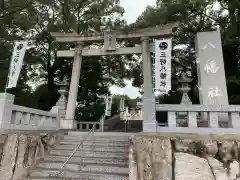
190 8 221 24
59 0 72 32
0 0 33 19
219 1 228 10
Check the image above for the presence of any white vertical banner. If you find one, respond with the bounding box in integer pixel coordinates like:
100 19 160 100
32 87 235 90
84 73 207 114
124 106 129 120
120 97 125 112
154 38 172 95
119 97 125 119
7 41 27 89
105 95 112 116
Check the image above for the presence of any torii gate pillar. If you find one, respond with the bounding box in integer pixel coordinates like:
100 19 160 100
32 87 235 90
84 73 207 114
65 42 83 129
141 37 157 132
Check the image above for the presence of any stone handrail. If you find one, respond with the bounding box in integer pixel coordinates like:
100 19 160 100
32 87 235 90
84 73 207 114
130 110 143 121
122 109 143 121
76 121 101 131
0 93 63 131
12 105 57 117
10 105 59 130
123 112 131 121
75 114 105 132
156 104 240 134
156 104 240 112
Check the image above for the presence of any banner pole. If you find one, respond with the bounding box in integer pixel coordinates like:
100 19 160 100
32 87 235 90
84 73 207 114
4 76 9 93
4 41 16 93
4 47 13 93
152 39 155 90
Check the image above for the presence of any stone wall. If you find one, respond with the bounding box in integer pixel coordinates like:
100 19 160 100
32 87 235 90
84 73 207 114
130 133 240 180
0 131 64 180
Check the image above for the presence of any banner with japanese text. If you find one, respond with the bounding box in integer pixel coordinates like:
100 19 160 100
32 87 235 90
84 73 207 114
154 39 172 95
120 97 125 111
105 95 112 116
119 97 125 120
7 41 27 89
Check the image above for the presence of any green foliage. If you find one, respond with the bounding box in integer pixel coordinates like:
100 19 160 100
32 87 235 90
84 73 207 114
75 100 106 122
0 0 129 121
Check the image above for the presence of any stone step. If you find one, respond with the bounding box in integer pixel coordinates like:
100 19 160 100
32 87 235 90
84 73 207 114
26 174 128 180
49 150 128 158
61 140 129 146
54 145 129 152
67 131 134 137
59 140 129 147
62 136 130 142
63 135 130 141
43 155 128 165
35 163 128 174
26 177 128 180
63 138 130 143
28 169 128 179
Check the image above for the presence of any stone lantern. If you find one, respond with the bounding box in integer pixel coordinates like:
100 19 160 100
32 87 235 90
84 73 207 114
57 80 68 101
177 75 193 126
179 76 192 105
56 79 69 129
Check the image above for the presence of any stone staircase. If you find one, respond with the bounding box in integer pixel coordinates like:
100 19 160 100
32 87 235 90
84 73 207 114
110 121 142 132
25 132 133 180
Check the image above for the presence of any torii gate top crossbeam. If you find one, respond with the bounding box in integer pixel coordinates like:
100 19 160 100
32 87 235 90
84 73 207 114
51 22 179 43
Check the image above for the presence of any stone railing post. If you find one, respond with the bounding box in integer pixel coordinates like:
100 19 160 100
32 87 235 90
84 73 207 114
0 93 14 129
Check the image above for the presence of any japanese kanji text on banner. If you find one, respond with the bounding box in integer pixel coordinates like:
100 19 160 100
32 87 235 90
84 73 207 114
154 39 172 95
7 41 27 89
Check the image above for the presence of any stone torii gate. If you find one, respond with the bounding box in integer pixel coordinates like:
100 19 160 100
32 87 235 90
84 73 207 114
51 22 178 131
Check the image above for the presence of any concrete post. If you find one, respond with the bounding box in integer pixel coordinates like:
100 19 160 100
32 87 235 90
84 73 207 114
0 93 14 129
65 42 83 129
141 37 157 132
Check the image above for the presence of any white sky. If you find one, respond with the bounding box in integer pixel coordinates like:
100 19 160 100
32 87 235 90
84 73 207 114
121 0 157 24
110 0 157 99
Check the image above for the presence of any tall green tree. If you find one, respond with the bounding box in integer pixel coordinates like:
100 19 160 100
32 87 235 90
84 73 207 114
0 0 37 106
0 0 132 121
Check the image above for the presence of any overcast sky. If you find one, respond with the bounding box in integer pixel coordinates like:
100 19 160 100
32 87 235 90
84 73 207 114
121 0 157 23
110 0 157 99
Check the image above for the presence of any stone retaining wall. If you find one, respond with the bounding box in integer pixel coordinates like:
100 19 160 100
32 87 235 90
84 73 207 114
0 131 64 180
130 133 240 180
